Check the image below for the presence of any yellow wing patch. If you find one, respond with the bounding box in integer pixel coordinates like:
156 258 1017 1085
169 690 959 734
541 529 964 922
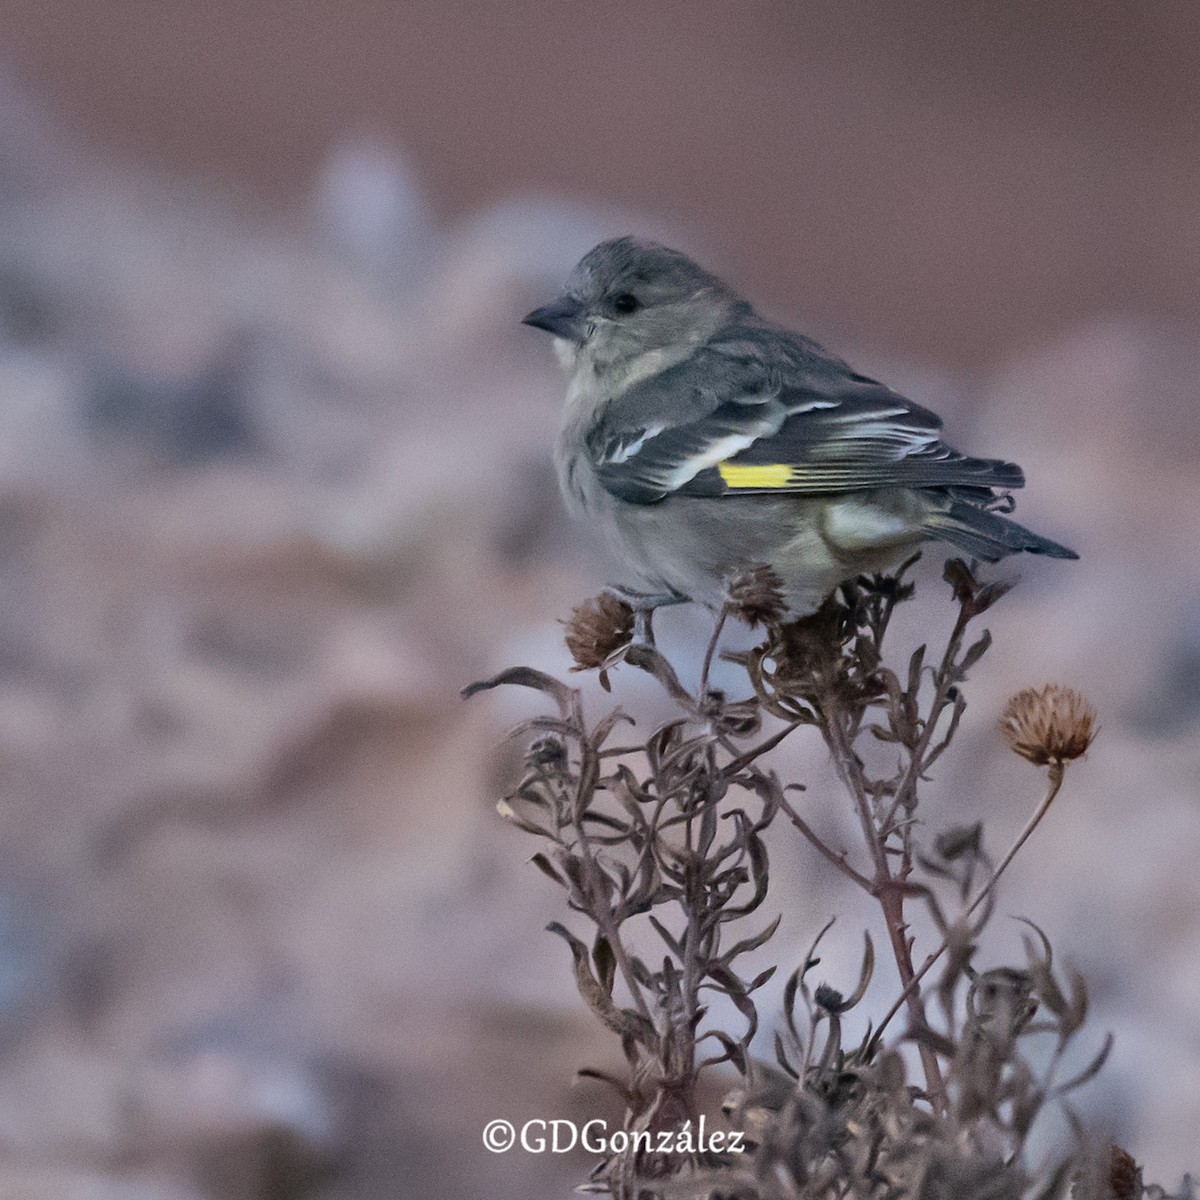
717 462 795 489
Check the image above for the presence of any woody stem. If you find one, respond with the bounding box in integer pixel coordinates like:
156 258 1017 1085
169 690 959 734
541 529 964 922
822 710 947 1111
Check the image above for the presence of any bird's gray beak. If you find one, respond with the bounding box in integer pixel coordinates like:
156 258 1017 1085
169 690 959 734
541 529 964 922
522 295 587 344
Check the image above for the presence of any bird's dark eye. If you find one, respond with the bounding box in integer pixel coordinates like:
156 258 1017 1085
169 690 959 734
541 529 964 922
611 292 640 315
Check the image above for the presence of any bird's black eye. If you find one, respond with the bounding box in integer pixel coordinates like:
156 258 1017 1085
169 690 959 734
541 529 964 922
611 292 640 315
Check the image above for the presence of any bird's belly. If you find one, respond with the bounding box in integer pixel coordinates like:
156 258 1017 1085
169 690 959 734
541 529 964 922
611 491 925 615
607 495 820 613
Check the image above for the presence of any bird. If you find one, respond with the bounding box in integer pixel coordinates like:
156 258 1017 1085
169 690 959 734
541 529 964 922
523 237 1076 620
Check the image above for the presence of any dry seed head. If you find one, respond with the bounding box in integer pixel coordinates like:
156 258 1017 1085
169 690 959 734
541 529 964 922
1000 684 1096 766
725 564 787 628
1107 1144 1140 1200
563 594 635 671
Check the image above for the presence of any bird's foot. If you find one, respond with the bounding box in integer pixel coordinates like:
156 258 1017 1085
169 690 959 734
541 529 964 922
604 584 689 647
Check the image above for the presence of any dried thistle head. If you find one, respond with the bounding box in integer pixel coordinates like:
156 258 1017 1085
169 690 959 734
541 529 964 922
725 565 787 629
1107 1144 1140 1200
1000 684 1097 767
769 596 852 683
563 594 635 673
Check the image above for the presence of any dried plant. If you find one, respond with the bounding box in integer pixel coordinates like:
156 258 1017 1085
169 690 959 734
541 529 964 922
564 593 638 689
1001 685 1097 768
465 557 1189 1200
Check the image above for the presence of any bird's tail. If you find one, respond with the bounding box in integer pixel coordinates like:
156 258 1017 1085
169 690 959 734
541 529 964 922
923 498 1078 562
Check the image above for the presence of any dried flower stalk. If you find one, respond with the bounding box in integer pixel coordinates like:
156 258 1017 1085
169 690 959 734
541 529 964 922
465 558 1185 1200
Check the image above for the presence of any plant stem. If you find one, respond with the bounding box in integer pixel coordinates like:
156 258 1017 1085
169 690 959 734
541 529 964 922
699 606 728 695
776 791 874 892
573 731 656 1025
822 708 947 1109
962 760 1064 923
823 712 889 882
893 605 971 813
868 761 1066 1054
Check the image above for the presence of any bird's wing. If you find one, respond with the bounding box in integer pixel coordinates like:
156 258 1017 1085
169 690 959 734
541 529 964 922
589 352 1024 504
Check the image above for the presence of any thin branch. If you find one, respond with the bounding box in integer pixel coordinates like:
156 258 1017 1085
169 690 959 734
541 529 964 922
821 706 947 1109
823 712 890 884
572 734 656 1025
868 761 1067 1054
889 603 973 821
699 605 729 696
963 760 1064 924
776 790 874 892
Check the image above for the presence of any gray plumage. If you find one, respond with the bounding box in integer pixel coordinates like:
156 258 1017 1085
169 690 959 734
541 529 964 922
524 237 1076 616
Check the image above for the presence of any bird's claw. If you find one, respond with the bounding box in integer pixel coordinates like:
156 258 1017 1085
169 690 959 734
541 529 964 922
604 584 688 648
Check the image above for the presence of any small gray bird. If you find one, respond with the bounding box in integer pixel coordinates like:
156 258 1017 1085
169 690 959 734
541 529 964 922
523 237 1076 618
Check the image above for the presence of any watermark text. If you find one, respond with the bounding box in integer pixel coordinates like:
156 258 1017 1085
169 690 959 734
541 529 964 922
482 1116 745 1155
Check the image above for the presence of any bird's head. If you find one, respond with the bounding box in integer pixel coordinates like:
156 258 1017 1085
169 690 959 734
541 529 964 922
523 237 744 376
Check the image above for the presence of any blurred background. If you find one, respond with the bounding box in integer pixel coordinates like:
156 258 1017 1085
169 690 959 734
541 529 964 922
0 3 1197 1196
